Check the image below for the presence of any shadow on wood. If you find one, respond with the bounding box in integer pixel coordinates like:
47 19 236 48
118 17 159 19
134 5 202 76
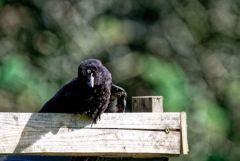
0 113 92 154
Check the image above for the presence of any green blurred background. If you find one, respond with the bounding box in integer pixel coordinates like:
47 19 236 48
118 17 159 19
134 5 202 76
0 0 239 161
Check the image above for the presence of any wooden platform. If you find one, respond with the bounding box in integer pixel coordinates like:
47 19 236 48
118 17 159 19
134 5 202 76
0 112 188 157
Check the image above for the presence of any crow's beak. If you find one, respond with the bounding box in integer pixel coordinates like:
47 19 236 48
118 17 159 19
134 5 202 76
87 73 94 88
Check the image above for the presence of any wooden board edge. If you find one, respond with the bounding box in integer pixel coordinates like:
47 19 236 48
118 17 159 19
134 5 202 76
2 152 179 158
180 112 189 155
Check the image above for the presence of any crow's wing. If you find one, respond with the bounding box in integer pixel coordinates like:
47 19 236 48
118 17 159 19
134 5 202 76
39 79 82 113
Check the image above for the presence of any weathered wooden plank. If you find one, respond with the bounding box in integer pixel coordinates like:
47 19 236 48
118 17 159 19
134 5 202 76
0 112 181 130
0 129 180 156
0 112 182 156
132 96 163 112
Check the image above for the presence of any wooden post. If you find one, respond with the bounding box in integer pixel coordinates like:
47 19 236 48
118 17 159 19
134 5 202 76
132 96 163 112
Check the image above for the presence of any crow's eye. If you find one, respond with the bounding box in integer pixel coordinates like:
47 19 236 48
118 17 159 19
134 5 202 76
87 69 91 74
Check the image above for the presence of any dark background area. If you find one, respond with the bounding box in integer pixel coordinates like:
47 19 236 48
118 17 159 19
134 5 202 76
0 0 240 161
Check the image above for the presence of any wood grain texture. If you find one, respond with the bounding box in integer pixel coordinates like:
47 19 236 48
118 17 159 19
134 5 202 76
132 96 163 112
0 112 182 156
0 112 180 130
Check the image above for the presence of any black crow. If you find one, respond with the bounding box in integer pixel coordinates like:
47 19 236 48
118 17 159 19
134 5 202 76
40 59 112 123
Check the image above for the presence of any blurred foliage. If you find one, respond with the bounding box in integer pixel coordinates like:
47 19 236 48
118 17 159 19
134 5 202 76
0 0 240 161
139 55 189 111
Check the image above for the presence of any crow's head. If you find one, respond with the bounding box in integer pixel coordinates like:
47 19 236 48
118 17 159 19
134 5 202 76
78 59 112 88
